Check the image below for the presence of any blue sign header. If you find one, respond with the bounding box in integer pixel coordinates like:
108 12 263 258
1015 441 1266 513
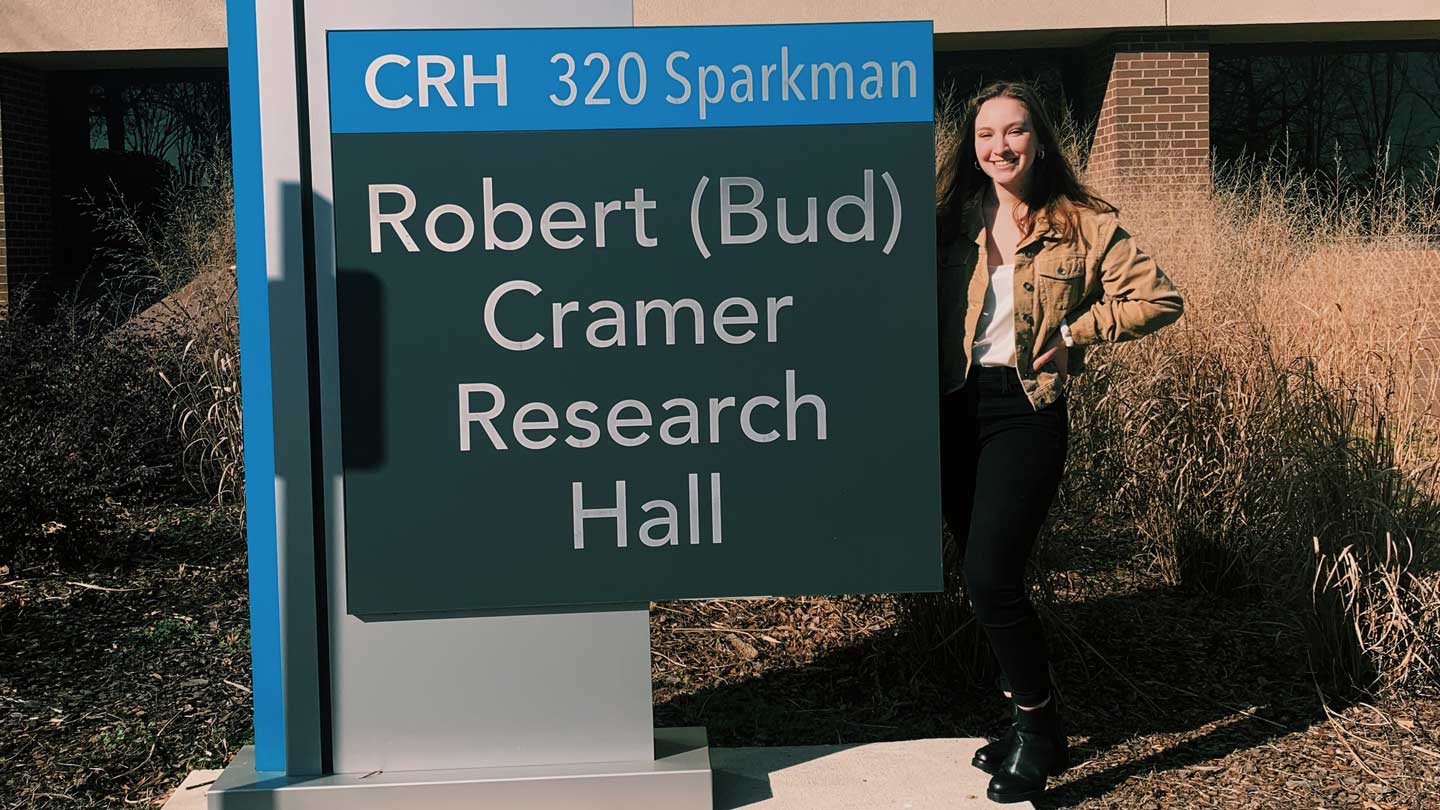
328 22 933 134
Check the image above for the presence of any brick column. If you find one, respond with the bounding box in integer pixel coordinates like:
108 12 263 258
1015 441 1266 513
1084 30 1209 201
0 62 52 318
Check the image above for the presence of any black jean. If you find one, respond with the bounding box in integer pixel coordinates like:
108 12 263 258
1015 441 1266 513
939 365 1068 708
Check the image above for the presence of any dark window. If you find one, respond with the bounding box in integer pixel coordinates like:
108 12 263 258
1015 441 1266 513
83 72 231 187
1211 43 1440 184
46 68 230 301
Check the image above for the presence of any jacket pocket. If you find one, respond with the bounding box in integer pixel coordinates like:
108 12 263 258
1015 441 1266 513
1035 254 1087 314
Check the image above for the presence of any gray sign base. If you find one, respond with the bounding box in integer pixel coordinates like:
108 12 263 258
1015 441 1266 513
206 727 711 810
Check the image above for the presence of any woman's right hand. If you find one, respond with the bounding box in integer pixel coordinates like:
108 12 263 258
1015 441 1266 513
1032 333 1070 385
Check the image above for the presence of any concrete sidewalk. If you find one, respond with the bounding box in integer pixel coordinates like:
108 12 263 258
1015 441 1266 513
164 738 1033 809
711 739 1035 809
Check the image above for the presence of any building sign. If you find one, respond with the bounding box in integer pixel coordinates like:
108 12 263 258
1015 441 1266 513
328 22 940 615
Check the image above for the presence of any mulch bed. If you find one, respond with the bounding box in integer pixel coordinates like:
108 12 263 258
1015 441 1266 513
651 592 1440 809
2 508 1437 808
0 508 252 808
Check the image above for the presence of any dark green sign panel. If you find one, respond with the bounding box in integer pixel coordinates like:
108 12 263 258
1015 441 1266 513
329 24 940 615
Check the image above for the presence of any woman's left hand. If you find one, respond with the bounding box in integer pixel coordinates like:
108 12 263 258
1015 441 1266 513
1032 333 1070 382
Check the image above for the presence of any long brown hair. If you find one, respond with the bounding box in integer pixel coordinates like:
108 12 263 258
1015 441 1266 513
936 80 1114 247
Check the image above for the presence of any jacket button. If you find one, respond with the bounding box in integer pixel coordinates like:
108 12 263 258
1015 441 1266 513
1023 282 1034 292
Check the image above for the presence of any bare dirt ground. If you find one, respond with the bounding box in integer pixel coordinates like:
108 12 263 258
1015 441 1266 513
2 510 1437 809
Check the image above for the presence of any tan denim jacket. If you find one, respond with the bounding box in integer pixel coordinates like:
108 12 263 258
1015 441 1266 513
938 200 1184 409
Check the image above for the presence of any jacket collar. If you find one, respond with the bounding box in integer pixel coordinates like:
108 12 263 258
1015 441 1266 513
962 200 985 247
963 196 1062 252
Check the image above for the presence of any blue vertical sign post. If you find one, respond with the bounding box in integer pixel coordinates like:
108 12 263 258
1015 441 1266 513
217 2 936 807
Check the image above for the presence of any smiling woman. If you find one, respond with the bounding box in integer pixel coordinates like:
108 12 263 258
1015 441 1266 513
973 98 1036 189
933 79 1183 805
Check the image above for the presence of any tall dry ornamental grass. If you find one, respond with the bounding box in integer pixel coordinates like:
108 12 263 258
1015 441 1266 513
1070 154 1440 694
92 159 244 507
154 268 243 507
911 97 1440 696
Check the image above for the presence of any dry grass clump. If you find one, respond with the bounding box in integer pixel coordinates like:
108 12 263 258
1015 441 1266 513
151 268 242 506
96 159 243 506
1312 535 1440 693
0 158 241 566
1066 154 1440 695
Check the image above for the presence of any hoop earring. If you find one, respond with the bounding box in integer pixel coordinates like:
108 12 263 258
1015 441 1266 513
974 160 982 170
1038 145 1047 160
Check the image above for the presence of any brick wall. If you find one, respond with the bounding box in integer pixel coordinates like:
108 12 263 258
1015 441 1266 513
1084 30 1210 200
0 62 52 318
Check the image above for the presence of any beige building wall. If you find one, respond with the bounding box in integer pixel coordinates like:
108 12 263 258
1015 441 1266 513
633 0 1438 32
1170 0 1440 27
0 0 225 54
0 0 1434 55
634 0 1167 33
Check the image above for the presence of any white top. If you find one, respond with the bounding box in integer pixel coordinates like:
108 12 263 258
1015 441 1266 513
973 263 1017 367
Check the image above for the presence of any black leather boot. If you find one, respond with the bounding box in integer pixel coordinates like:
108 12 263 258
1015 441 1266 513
986 695 1068 804
971 701 1017 774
